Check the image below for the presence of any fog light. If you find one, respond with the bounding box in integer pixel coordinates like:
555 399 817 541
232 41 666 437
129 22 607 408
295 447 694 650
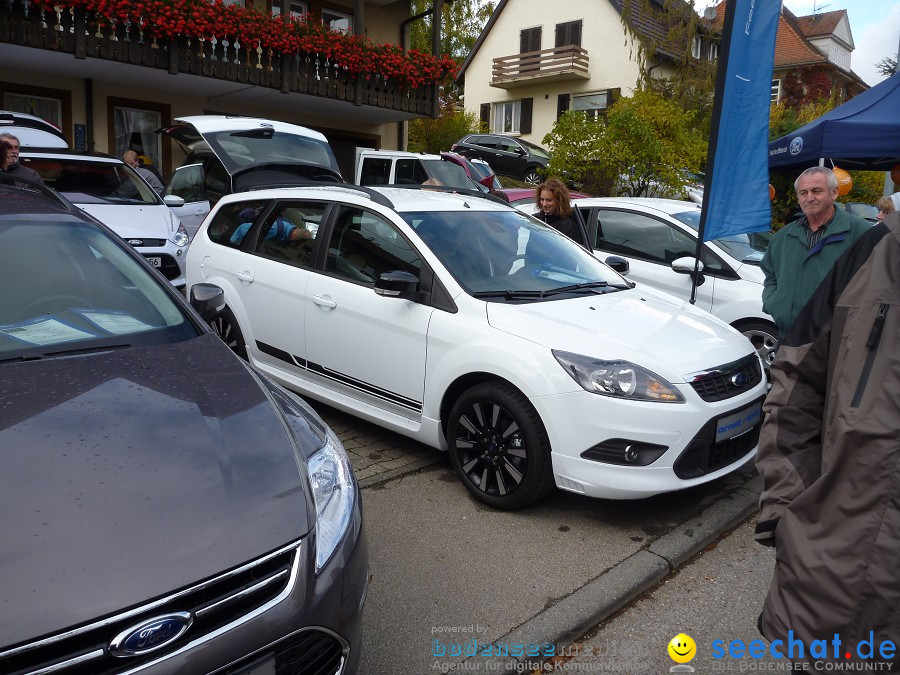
624 444 639 463
580 439 669 466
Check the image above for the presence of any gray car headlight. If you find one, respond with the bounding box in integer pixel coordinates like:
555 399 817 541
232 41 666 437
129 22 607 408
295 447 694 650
553 350 685 403
170 222 190 247
307 428 356 573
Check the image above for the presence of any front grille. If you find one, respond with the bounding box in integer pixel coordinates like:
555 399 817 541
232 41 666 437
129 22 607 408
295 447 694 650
684 353 762 402
141 253 182 281
673 399 764 479
129 238 166 247
0 542 300 675
226 629 346 675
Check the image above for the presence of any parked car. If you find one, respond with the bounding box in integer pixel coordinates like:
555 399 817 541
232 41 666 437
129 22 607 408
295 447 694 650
0 109 67 148
836 201 880 223
21 149 191 287
186 184 767 510
160 115 344 236
451 134 551 185
554 197 779 374
354 148 484 191
501 187 591 209
0 182 367 674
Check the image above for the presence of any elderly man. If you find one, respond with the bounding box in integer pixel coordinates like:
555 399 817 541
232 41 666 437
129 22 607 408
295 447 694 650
761 166 870 338
122 150 164 195
0 133 44 185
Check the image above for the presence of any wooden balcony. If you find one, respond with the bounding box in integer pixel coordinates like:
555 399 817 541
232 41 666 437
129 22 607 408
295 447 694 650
0 2 437 117
491 45 590 88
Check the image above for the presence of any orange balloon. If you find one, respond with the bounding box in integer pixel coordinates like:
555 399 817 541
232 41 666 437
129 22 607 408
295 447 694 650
833 167 852 196
768 184 775 201
891 163 900 186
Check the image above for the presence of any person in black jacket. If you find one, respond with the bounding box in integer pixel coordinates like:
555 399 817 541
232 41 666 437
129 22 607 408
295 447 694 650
0 136 44 188
534 178 585 246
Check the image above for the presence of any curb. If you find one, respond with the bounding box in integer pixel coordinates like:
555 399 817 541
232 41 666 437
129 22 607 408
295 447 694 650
463 473 764 670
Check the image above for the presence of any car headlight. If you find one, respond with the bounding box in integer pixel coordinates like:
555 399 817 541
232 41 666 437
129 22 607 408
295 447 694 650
307 428 356 573
170 222 190 247
553 350 684 403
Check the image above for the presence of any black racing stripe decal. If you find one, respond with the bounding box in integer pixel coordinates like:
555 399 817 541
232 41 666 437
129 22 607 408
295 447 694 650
307 360 422 413
256 340 306 368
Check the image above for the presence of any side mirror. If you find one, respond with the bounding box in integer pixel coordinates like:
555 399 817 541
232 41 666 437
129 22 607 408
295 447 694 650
604 255 630 276
671 256 705 286
375 270 419 299
190 283 226 321
163 194 185 207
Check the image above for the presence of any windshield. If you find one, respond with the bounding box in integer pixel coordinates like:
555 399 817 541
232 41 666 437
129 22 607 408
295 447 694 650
205 130 341 176
516 138 551 159
402 209 627 300
0 217 197 361
23 157 161 206
670 210 772 264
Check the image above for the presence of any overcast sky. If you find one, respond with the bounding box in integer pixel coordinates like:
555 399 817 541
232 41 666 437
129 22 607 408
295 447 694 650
692 0 900 86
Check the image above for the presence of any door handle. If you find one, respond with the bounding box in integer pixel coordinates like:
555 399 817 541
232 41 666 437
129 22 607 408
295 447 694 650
236 271 254 283
195 209 209 217
312 294 337 309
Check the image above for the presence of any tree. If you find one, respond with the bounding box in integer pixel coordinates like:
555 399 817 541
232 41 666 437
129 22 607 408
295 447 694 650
875 55 897 77
542 90 706 197
408 102 480 154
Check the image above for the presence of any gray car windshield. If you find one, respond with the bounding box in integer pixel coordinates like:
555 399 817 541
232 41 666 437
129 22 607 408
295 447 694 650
0 218 196 361
402 209 628 301
23 157 160 206
206 130 341 176
670 210 772 264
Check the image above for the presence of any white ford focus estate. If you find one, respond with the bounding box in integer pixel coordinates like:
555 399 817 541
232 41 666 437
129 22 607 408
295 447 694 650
186 186 767 509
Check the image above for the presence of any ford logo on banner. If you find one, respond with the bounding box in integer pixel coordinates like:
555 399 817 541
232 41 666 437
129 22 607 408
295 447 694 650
789 137 803 156
109 612 193 657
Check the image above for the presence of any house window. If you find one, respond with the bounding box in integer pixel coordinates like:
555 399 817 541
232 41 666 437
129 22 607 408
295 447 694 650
4 92 63 129
708 43 718 61
771 79 781 103
322 8 352 32
272 0 307 17
108 98 169 176
572 92 609 119
222 0 244 5
555 20 582 48
691 36 702 59
493 101 521 134
520 27 541 54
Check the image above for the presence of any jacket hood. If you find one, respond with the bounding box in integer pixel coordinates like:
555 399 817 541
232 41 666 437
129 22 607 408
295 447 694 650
486 287 755 380
0 334 314 646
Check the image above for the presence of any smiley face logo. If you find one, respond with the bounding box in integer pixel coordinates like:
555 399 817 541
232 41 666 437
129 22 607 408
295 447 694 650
667 633 696 664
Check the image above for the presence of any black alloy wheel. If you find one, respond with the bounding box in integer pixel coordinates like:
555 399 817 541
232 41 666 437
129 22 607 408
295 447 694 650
447 382 554 510
209 307 248 360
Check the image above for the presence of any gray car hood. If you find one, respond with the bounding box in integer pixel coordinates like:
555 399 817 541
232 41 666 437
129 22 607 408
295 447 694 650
0 334 314 646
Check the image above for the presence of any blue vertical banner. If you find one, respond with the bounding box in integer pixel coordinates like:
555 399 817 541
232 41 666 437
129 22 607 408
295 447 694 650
698 0 780 243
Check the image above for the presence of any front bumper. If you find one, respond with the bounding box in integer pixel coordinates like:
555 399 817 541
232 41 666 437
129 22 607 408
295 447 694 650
532 383 766 499
134 241 188 287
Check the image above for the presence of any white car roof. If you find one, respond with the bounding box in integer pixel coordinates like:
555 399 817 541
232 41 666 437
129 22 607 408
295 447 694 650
1 111 68 149
173 116 328 143
576 196 701 216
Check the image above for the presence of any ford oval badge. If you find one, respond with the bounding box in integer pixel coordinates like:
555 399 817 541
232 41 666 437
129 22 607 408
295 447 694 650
127 239 144 246
730 372 748 387
109 612 193 658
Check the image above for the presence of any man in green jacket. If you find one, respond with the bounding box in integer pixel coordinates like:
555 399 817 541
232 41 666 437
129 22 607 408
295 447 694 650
761 166 870 338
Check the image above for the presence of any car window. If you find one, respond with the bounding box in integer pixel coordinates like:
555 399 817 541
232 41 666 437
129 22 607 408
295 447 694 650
515 138 551 159
0 217 196 360
473 136 498 150
166 164 205 203
498 139 520 154
396 159 428 185
669 209 768 266
325 206 422 285
360 158 391 185
254 202 326 267
593 209 719 269
403 209 624 297
204 160 229 203
206 199 271 248
420 159 473 189
204 130 341 176
24 157 160 206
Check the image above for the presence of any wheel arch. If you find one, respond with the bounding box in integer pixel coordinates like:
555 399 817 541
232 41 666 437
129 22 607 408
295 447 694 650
438 372 531 444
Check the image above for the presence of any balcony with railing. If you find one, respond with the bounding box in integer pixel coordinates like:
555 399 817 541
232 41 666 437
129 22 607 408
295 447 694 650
0 0 446 117
491 45 589 88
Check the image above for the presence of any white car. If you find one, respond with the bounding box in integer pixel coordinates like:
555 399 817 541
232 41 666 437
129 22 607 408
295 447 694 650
22 150 190 286
532 198 779 373
187 186 767 509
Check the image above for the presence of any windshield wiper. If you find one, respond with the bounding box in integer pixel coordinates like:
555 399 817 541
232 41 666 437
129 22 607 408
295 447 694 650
541 281 631 296
0 343 133 363
471 290 546 299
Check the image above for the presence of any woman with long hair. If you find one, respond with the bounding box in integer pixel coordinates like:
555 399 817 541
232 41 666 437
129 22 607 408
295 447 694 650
534 177 581 243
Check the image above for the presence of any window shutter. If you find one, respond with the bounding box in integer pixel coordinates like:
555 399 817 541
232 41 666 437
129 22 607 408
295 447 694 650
608 88 621 106
555 20 582 48
557 94 570 119
520 27 541 54
480 103 490 131
571 21 581 47
520 98 533 134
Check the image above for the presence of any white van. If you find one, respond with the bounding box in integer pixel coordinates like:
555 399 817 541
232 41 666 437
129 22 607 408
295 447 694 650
355 148 480 190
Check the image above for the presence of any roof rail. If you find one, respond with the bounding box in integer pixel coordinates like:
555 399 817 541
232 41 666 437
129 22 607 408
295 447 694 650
239 182 396 210
378 184 511 207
